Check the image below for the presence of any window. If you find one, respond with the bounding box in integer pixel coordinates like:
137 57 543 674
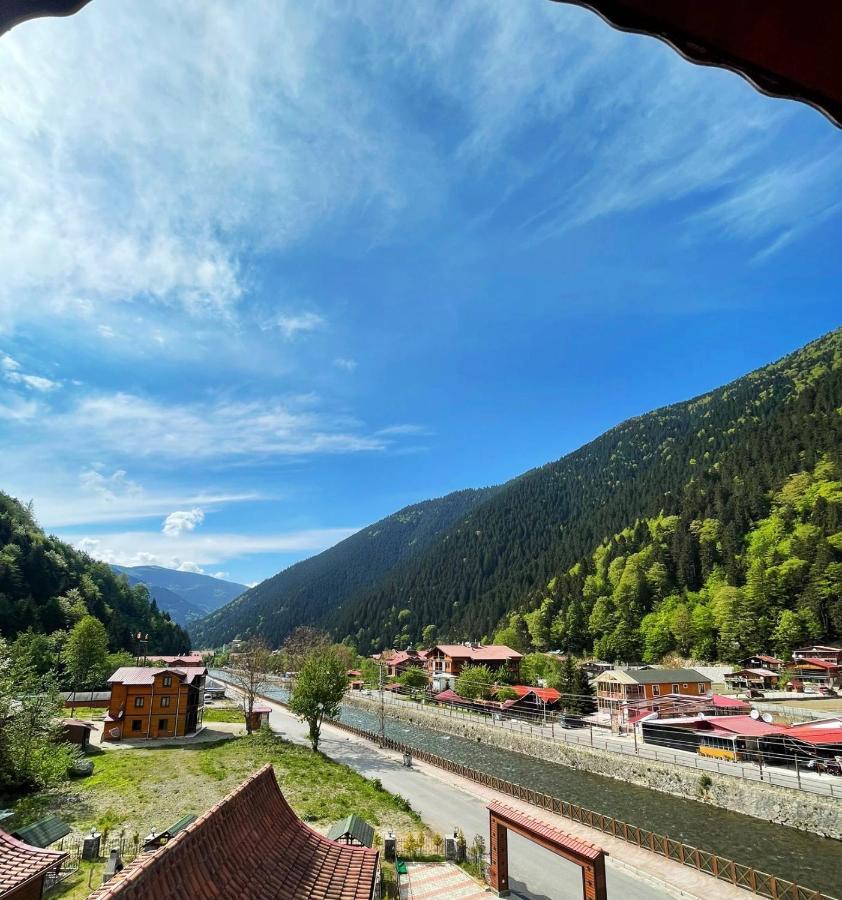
671 684 679 693
161 696 171 708
162 676 172 687
652 685 660 696
158 719 168 731
698 683 706 695
131 720 141 732
682 683 688 688
134 696 145 708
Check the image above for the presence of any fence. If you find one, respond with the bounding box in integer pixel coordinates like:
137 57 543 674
326 716 838 900
46 832 142 893
355 690 842 799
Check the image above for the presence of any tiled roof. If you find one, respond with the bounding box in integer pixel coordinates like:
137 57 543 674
0 830 66 892
433 689 465 703
487 801 604 862
793 658 839 670
107 666 207 685
86 765 379 900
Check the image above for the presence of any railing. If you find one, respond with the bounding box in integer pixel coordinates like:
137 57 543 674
46 833 143 892
325 717 838 900
350 690 842 799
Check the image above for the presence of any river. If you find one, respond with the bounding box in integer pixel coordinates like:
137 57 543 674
253 682 841 895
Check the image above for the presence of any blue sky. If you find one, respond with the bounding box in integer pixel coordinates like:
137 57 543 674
1 1 840 586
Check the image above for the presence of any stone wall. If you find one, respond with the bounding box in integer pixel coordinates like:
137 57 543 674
343 694 842 839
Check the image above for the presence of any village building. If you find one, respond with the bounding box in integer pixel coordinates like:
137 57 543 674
104 666 206 741
326 815 375 848
759 717 842 767
426 644 522 692
595 668 712 722
0 830 66 900
382 647 428 680
245 703 272 732
86 765 380 900
724 668 780 691
792 645 842 665
147 655 205 667
641 714 780 761
738 654 784 672
622 692 748 729
786 658 840 689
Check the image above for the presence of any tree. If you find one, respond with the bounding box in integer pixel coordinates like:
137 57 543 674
227 638 271 734
455 664 494 701
288 646 347 751
282 627 331 673
495 686 518 701
398 666 428 692
62 616 108 711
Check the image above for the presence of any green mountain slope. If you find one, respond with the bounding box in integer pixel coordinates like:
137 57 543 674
190 487 497 648
325 329 842 654
0 494 189 652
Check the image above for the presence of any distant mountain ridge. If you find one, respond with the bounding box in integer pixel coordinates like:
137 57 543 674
192 328 842 657
190 488 498 648
112 565 246 628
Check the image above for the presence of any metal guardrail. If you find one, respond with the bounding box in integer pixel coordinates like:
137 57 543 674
357 690 842 799
326 716 838 900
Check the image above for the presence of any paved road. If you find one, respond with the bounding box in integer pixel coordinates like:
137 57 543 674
261 699 675 900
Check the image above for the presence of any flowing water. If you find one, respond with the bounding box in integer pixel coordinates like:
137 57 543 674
253 683 841 895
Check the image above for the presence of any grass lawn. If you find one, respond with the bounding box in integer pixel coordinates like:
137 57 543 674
8 732 424 897
202 707 246 723
61 707 108 719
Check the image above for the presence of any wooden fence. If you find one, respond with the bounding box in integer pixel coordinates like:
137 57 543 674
327 717 838 900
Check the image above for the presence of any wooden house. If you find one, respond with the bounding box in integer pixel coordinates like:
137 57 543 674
738 655 784 672
0 830 66 900
104 666 206 741
426 644 521 692
792 645 842 666
595 668 711 722
326 815 375 848
724 668 780 691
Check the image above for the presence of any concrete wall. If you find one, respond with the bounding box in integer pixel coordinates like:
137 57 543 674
343 694 842 839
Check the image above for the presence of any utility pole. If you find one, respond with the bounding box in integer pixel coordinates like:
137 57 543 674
379 663 385 748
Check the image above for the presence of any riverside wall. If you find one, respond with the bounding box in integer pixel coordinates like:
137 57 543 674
342 693 842 839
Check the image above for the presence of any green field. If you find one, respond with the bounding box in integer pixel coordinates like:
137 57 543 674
8 732 423 898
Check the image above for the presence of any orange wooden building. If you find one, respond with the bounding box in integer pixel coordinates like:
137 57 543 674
104 666 206 741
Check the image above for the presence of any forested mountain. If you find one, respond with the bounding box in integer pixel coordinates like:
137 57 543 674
190 488 497 648
194 329 842 658
0 494 189 653
326 329 842 654
112 565 246 627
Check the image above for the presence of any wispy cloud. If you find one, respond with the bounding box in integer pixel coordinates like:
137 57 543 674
333 357 358 372
71 527 359 569
272 312 325 339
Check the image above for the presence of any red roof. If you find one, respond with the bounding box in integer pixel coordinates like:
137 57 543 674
0 830 66 893
510 685 561 703
793 658 839 671
108 666 206 686
711 695 750 709
779 728 842 746
434 689 465 703
699 715 783 737
150 655 204 666
87 765 379 899
385 650 428 668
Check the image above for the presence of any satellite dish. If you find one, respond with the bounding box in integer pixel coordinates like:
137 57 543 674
761 712 773 723
750 709 760 720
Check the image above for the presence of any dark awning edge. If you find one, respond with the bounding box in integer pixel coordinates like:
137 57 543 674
552 0 842 128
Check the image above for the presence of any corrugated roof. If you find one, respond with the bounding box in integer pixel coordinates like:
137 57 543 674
326 815 375 848
86 765 379 900
510 685 561 703
431 644 522 661
0 830 66 892
625 668 709 685
11 816 70 849
107 666 206 686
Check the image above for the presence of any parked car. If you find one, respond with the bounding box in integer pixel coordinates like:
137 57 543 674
559 715 586 729
818 686 838 696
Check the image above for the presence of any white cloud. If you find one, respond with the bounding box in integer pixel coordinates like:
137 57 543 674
2 354 60 391
69 526 358 569
80 467 143 502
98 324 116 339
163 508 205 537
376 424 430 436
333 357 358 371
175 560 204 574
273 312 325 339
210 571 230 581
